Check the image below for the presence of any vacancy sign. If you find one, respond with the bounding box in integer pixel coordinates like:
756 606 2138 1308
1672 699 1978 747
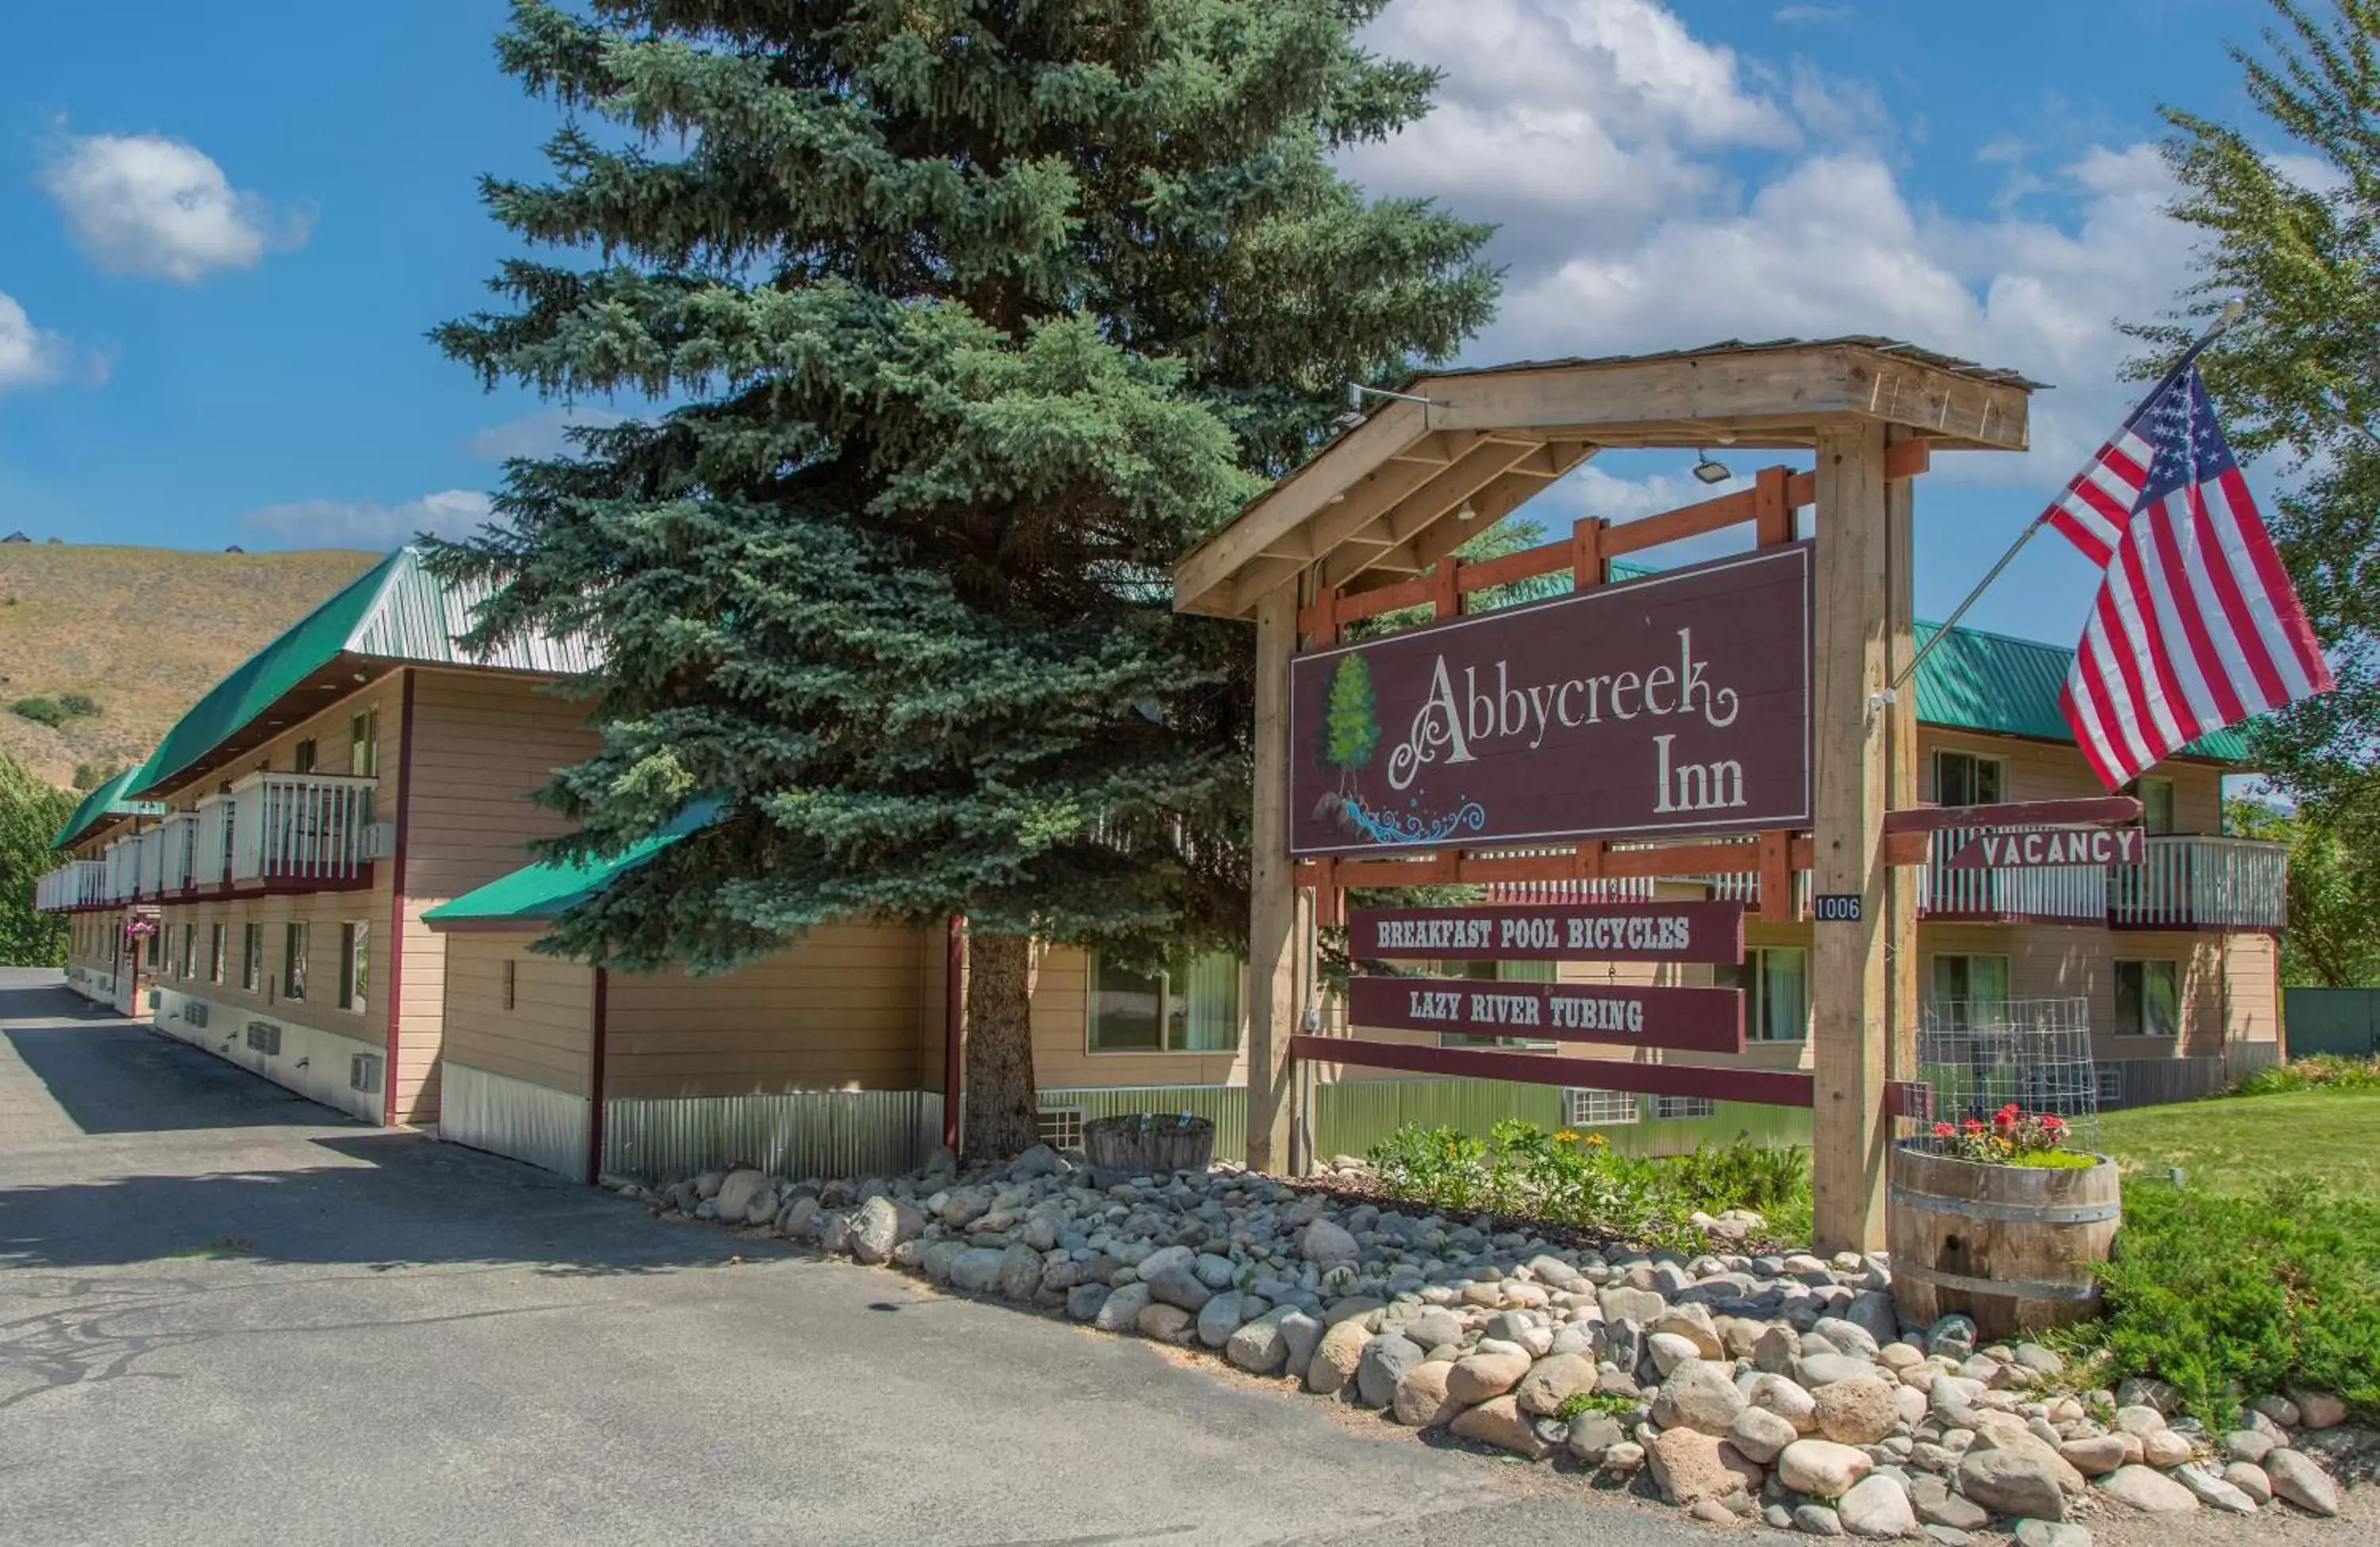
1939 826 2146 870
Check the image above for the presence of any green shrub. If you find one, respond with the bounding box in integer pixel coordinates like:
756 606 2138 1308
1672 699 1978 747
2082 1176 2380 1426
1364 1121 1813 1248
9 698 65 728
1554 1388 1640 1422
2234 1055 2380 1096
56 693 98 718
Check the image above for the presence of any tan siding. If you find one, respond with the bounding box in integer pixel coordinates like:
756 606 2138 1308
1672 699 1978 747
1915 727 2227 832
603 923 931 1099
441 931 595 1093
153 892 386 1037
391 668 603 1125
1031 942 1253 1089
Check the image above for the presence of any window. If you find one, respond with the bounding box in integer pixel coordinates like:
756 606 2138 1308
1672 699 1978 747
350 709 379 777
502 958 516 1012
242 923 263 992
338 921 370 1012
181 923 194 981
293 739 317 774
209 923 226 985
1035 1107 1086 1151
1935 750 2005 808
1929 954 2010 1023
2114 959 2179 1038
283 922 308 1001
1716 947 1809 1042
1566 1088 1639 1127
1443 958 1557 1049
1088 951 1242 1053
1651 1094 1718 1121
2121 776 2175 836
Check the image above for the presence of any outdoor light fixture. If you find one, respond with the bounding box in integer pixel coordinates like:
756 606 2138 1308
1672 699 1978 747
1456 501 1478 522
1691 452 1733 486
1335 380 1451 432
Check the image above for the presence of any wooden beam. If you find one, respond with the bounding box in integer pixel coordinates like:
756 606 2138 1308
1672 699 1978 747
1810 422 1891 1254
1173 397 1429 614
1886 424 1921 1143
1292 1035 1816 1107
1372 457 1588 581
1603 486 1760 559
1248 585 1300 1173
1883 797 2144 833
1319 439 1560 590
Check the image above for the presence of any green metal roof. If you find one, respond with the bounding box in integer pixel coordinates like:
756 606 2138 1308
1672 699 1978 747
1603 559 2252 766
52 767 167 850
128 547 601 800
422 800 723 925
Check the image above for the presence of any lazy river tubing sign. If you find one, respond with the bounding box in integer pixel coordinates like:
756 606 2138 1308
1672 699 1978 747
1349 901 1745 964
1348 976 1745 1055
1940 826 2147 869
1288 545 1812 854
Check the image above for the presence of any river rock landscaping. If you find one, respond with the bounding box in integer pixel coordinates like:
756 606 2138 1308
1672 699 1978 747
618 1146 2369 1541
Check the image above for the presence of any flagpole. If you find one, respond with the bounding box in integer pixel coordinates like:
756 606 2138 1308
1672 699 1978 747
1888 300 2244 693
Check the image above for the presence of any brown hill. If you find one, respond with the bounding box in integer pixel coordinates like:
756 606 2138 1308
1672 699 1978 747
0 543 385 790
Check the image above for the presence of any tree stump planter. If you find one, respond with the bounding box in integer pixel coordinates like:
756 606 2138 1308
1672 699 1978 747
1084 1114 1215 1180
1886 1142 2120 1341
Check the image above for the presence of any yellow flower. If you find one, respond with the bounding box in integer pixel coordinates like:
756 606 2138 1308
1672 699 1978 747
1587 1134 1609 1148
1553 1130 1580 1143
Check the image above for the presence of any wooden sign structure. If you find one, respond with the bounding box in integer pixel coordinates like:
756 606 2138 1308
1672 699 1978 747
1938 827 2145 869
1345 977 1747 1056
1289 547 1812 854
1350 901 1745 963
1171 340 2038 1253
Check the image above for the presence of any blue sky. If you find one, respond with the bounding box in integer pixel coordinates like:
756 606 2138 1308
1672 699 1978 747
0 0 2284 644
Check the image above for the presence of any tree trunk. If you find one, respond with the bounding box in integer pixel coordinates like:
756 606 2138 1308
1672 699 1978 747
960 930 1040 1165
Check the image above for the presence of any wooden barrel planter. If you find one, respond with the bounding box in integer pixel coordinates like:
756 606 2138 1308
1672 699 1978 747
1084 1114 1215 1179
1886 1142 2121 1342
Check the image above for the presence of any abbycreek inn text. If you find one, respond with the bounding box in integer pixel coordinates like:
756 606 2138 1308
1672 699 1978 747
1288 547 1813 855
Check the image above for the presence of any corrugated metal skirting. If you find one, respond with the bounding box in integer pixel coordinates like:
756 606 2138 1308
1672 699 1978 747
1036 1081 1811 1169
440 1063 591 1178
602 1090 942 1183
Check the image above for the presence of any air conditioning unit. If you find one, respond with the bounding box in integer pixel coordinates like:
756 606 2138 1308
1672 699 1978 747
244 1020 282 1056
360 821 398 860
185 1000 210 1029
349 1053 383 1094
146 989 160 1010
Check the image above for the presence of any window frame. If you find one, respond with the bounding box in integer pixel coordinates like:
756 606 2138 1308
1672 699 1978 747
180 921 194 981
2124 776 2176 835
292 739 317 774
1719 946 1810 1043
242 923 263 992
1650 1094 1718 1121
350 708 380 777
282 921 308 1002
1933 749 2006 808
209 923 226 985
1084 950 1244 1056
501 958 516 1012
337 920 370 1013
1565 1088 1640 1127
2113 958 2180 1038
1929 953 2012 1015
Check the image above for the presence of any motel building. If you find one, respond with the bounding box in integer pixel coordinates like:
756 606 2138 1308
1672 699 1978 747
38 546 2286 1183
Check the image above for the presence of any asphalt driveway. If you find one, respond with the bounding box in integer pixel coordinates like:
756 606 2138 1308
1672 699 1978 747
0 969 1727 1547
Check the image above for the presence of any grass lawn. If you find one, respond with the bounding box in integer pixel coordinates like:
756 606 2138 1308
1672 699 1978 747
2098 1087 2380 1196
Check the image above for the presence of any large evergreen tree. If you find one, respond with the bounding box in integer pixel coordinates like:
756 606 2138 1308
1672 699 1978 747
437 0 1498 1160
2142 1 2378 855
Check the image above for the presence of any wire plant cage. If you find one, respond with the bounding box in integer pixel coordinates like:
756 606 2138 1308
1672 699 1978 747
1911 996 2103 1155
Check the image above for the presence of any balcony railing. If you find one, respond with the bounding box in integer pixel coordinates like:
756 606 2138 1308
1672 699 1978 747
2109 835 2288 930
1917 826 2108 924
226 771 377 887
34 860 108 912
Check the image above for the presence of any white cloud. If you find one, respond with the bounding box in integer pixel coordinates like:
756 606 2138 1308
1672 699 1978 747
0 291 72 391
1345 0 2198 498
1341 0 1796 263
42 132 308 283
469 406 631 462
243 489 493 550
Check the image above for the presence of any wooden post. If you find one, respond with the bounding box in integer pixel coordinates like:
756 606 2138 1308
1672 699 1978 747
1886 429 1921 1091
1811 423 1892 1253
1248 582 1300 1173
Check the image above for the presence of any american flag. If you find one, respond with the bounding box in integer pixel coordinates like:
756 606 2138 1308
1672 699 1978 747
2049 365 2332 789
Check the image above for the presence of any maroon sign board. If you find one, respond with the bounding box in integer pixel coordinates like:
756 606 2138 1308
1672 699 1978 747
1289 545 1812 855
1349 976 1744 1054
1940 826 2146 869
1349 901 1745 964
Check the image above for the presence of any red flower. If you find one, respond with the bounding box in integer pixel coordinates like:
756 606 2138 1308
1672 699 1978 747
1932 1123 1956 1138
1962 1119 1987 1133
2042 1115 2067 1130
